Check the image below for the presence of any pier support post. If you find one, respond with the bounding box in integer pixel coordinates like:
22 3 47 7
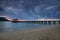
59 21 60 24
48 21 51 24
53 21 56 24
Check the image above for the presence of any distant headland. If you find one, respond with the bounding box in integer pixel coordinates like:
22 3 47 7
0 16 9 21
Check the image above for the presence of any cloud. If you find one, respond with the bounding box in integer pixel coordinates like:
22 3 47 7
0 0 60 19
45 6 57 10
5 7 17 11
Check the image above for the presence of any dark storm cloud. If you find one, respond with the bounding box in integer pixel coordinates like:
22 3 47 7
1 0 60 9
0 0 4 15
0 0 60 19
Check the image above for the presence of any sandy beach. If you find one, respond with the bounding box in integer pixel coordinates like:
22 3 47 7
0 25 60 40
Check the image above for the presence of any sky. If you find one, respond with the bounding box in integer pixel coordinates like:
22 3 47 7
0 0 60 20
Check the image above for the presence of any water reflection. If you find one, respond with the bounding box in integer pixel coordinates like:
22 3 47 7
0 21 60 32
0 21 12 32
0 21 5 32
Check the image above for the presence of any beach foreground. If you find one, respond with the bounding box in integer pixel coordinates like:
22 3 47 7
0 25 60 40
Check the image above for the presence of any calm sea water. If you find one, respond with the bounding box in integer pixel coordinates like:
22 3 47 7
0 21 60 32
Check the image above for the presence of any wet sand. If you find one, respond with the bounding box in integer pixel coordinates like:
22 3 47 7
0 25 60 40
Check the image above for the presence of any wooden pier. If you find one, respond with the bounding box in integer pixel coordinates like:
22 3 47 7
10 19 60 24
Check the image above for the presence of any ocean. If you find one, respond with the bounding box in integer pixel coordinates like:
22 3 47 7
0 21 60 32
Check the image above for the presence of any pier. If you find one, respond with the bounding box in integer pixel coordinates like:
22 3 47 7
10 19 60 24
